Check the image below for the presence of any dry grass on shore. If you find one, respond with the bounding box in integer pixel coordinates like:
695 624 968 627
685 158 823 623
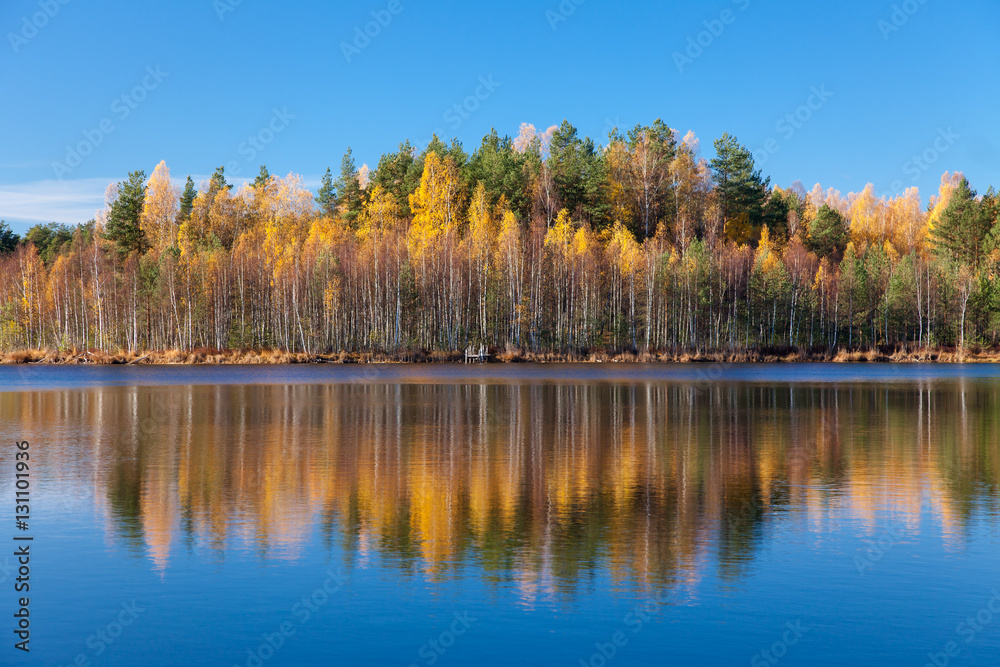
3 345 1000 366
0 347 314 365
0 346 470 365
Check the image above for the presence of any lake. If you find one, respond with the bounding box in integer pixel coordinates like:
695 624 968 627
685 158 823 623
2 364 999 666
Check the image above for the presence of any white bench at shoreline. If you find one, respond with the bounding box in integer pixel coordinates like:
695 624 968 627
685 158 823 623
465 345 488 363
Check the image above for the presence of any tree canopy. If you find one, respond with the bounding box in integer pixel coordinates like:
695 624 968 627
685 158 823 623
3 124 999 356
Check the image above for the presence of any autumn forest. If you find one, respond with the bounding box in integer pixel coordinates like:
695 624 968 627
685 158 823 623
3 121 999 358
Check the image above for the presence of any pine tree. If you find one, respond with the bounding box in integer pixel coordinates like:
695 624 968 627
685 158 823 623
711 133 769 244
209 166 229 198
806 204 849 261
549 120 608 227
762 188 801 246
316 167 336 218
930 178 990 268
24 223 73 263
336 148 364 226
178 176 196 222
0 221 20 254
468 130 530 219
253 165 271 189
983 188 1000 254
105 170 148 256
372 141 420 216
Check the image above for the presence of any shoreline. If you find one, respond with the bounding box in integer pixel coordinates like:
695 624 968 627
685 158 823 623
3 346 999 365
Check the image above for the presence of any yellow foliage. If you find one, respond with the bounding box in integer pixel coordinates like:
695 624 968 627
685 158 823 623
408 152 465 261
927 171 964 233
884 240 899 265
887 187 925 254
609 221 641 276
726 211 754 246
495 207 522 269
467 182 493 260
755 226 782 276
813 262 827 292
848 183 882 245
142 160 179 251
572 226 591 258
307 215 350 250
544 209 575 256
357 185 399 244
604 141 633 228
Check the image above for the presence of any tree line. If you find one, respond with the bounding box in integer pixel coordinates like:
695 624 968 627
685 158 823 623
2 120 999 355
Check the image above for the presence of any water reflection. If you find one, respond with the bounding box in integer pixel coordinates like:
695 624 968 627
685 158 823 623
9 380 1000 596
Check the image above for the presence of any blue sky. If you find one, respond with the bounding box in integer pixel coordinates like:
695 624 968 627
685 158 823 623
1 0 997 233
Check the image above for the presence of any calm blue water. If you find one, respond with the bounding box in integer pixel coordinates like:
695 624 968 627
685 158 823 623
4 361 1000 390
1 364 998 666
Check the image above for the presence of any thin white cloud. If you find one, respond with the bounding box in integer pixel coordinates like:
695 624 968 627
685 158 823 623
0 178 113 225
0 174 326 229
